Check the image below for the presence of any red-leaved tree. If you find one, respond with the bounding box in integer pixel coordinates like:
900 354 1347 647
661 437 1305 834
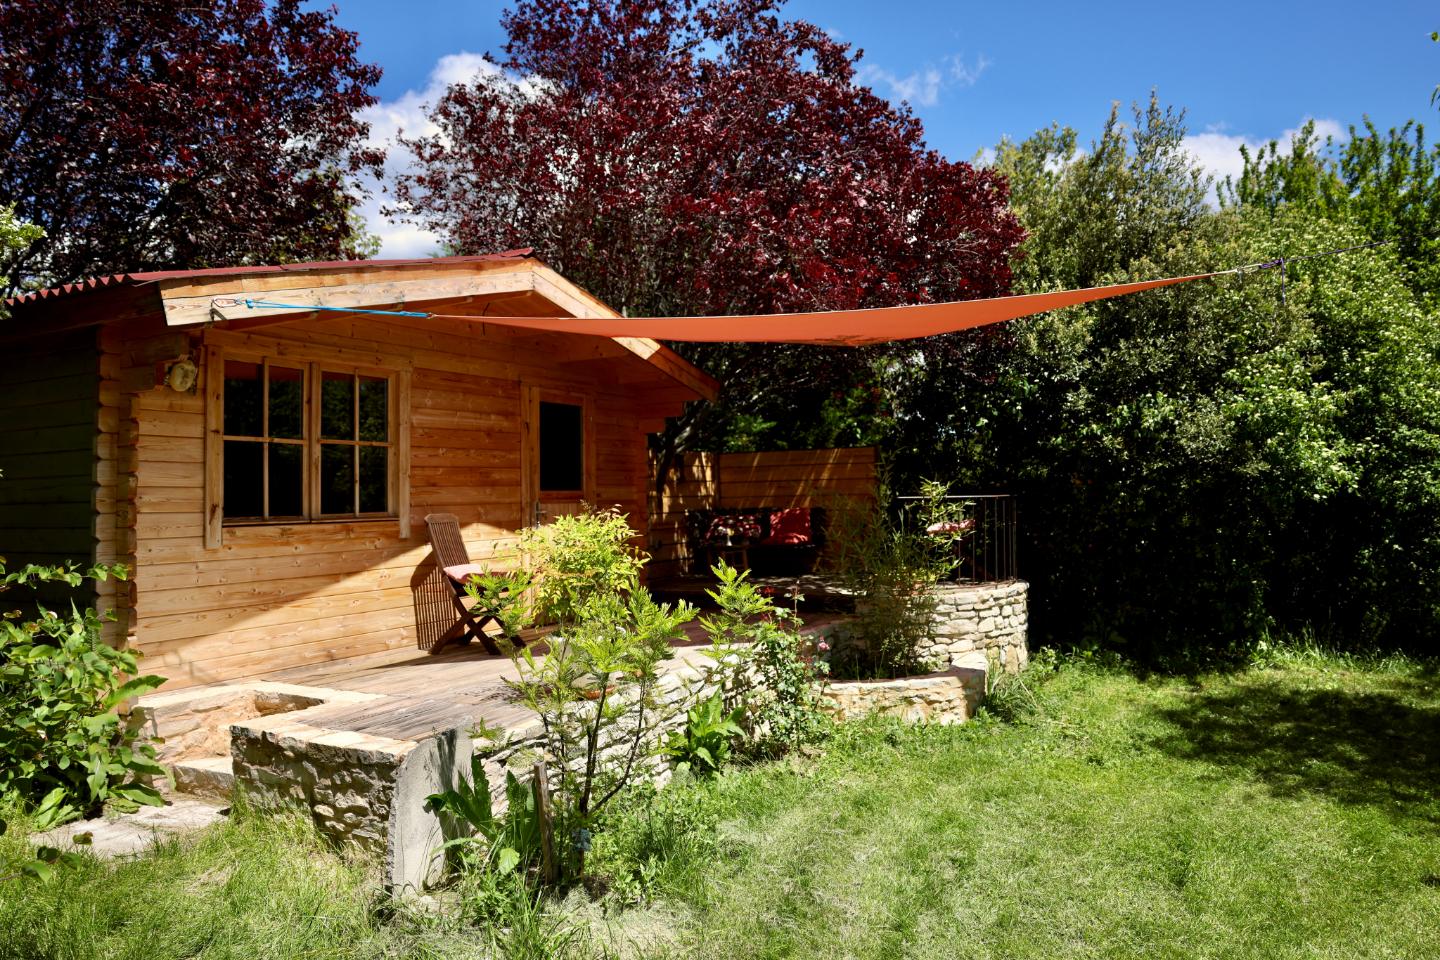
0 0 384 296
395 0 1023 457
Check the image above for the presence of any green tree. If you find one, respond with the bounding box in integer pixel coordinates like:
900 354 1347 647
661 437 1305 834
0 205 41 308
1223 119 1440 299
889 97 1440 658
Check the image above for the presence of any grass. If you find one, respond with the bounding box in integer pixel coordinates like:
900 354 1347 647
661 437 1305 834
590 648 1440 959
3 649 1439 959
0 802 491 960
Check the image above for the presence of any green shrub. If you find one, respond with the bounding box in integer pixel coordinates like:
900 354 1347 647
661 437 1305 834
460 567 536 643
518 507 645 626
507 589 696 882
823 499 942 680
890 98 1440 659
700 562 830 756
0 559 163 827
662 692 745 776
424 756 543 879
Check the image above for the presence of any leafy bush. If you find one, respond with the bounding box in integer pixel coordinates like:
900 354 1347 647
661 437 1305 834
662 692 744 776
460 568 536 643
1 559 164 827
507 589 695 882
424 755 543 879
518 507 645 626
823 499 942 679
700 562 830 755
890 95 1440 659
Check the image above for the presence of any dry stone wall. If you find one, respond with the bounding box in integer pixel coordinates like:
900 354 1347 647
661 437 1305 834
822 660 986 725
225 585 1028 893
229 662 725 893
918 580 1029 674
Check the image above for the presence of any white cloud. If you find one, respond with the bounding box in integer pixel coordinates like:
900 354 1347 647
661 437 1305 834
946 53 990 88
354 52 504 258
1182 117 1347 204
857 51 988 109
858 63 943 107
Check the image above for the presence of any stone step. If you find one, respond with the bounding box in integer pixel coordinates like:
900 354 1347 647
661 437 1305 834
169 756 235 800
31 797 228 859
133 681 381 763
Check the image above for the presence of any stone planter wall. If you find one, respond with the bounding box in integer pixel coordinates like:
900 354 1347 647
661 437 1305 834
820 580 1029 725
229 662 724 894
822 659 986 725
919 580 1029 674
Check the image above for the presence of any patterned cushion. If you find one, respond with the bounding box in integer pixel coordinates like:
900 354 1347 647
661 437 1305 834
706 513 761 543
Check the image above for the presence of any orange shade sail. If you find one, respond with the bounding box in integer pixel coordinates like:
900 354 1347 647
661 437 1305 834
459 272 1221 345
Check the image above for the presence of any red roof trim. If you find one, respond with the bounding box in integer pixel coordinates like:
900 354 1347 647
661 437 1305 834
5 249 535 306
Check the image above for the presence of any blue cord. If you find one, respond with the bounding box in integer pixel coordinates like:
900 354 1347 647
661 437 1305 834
226 297 433 319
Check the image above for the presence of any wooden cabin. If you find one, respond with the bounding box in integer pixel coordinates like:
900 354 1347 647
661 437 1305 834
0 253 717 688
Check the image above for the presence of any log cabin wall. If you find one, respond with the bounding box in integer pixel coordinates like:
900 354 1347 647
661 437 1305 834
0 328 102 614
647 446 878 579
121 312 656 689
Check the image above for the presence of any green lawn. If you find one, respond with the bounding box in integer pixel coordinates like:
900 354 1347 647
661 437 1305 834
3 651 1438 960
592 650 1440 959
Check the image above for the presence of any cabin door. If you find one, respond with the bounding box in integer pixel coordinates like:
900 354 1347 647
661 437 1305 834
522 385 595 526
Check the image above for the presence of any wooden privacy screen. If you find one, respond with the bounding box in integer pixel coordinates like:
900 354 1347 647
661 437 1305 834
647 446 878 579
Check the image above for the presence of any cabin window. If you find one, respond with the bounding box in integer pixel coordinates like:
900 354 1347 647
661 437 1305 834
217 355 396 525
319 371 392 517
538 400 584 494
221 360 307 521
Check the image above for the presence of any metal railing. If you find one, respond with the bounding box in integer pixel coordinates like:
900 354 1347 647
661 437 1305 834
896 493 1018 584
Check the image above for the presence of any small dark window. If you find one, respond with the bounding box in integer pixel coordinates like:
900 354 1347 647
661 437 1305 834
539 401 584 493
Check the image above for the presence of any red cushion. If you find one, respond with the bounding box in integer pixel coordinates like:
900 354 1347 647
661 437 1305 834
763 508 811 545
443 562 488 583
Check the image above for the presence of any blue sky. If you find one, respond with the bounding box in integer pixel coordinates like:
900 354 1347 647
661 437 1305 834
328 0 1439 257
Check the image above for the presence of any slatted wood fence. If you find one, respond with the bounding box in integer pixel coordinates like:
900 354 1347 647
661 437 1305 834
647 446 878 579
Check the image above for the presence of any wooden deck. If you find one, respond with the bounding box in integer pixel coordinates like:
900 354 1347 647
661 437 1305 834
240 613 847 742
650 574 856 611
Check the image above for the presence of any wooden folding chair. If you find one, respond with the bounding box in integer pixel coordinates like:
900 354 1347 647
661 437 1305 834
425 512 508 656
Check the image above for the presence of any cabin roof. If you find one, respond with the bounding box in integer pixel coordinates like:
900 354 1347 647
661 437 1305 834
3 251 537 306
3 253 719 401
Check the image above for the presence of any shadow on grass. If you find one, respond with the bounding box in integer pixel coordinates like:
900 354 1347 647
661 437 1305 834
1148 677 1440 821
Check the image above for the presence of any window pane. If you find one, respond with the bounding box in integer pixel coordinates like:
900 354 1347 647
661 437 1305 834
539 401 584 493
269 443 304 517
358 376 388 441
223 440 263 518
223 360 263 437
321 371 354 440
269 366 304 440
359 447 388 513
321 444 354 515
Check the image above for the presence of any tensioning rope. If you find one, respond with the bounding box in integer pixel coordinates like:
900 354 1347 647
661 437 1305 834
1227 238 1397 307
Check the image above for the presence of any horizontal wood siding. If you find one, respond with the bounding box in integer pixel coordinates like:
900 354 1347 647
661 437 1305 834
648 446 878 578
129 313 661 688
0 329 100 611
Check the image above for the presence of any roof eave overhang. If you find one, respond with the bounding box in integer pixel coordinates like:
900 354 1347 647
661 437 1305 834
156 258 719 403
